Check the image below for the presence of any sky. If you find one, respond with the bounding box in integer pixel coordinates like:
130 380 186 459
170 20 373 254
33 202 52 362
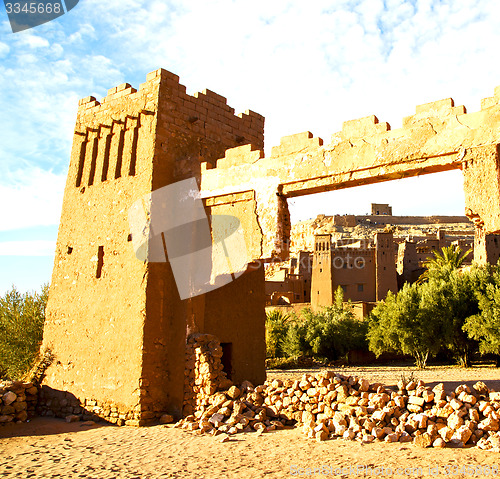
1 0 500 294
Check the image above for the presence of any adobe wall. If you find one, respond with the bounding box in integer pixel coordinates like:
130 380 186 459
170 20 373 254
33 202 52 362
474 231 500 265
311 235 334 308
375 233 398 300
358 215 471 225
203 263 266 388
371 204 392 216
42 78 159 419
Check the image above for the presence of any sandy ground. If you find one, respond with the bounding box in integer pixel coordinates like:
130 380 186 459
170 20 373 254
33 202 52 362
2 366 500 478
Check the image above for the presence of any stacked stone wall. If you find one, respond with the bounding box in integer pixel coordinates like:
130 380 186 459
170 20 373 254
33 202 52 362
36 387 165 426
0 381 37 424
183 334 232 417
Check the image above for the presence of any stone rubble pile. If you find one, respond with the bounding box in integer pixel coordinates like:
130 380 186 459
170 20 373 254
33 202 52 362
0 380 37 423
175 370 500 450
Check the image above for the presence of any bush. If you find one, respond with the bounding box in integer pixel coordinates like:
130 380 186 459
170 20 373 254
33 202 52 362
368 253 492 368
265 309 290 358
0 285 48 380
281 320 308 358
301 296 368 361
266 288 369 363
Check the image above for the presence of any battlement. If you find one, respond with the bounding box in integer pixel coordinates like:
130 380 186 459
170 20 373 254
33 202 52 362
72 68 265 190
340 115 390 140
76 69 264 136
271 131 323 157
403 98 466 128
481 85 500 110
210 144 264 169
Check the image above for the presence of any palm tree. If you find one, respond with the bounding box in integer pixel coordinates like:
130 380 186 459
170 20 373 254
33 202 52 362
418 244 472 284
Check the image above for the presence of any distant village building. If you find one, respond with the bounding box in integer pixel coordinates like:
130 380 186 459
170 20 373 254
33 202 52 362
265 251 312 305
310 232 398 308
474 233 500 265
265 206 487 310
371 203 392 215
396 231 474 285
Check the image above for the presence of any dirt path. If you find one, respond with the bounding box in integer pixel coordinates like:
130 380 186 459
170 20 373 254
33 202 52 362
2 365 500 478
268 364 500 392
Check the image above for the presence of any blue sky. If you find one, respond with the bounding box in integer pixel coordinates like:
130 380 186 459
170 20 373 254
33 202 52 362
1 0 500 294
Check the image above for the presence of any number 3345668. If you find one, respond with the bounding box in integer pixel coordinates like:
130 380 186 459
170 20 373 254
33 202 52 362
5 3 62 14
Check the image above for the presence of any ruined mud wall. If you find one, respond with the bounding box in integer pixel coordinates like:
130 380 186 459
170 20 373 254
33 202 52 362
200 90 500 262
183 334 232 417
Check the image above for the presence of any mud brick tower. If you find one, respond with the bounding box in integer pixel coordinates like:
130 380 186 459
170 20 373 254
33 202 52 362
40 69 267 423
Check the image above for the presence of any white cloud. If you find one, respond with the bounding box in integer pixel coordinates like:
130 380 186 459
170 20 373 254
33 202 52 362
0 42 10 57
0 240 56 256
16 34 50 49
67 23 95 43
0 168 66 231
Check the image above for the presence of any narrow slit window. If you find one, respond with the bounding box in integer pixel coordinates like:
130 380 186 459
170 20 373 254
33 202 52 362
101 134 112 181
75 139 87 187
96 246 104 278
88 136 99 186
115 129 125 179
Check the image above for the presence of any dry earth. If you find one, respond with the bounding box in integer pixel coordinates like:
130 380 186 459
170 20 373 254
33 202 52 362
2 365 500 478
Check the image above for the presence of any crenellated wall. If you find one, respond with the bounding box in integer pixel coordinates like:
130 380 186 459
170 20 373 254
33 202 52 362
200 87 500 262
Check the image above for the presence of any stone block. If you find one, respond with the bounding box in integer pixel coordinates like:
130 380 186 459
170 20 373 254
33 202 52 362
414 432 433 448
2 391 16 406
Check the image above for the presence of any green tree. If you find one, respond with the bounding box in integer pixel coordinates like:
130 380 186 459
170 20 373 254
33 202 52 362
369 261 488 368
428 268 481 367
0 285 48 380
464 263 500 357
368 282 444 368
418 244 471 284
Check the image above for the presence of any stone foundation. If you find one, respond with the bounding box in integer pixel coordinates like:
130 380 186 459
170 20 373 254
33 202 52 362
0 381 37 424
36 387 164 426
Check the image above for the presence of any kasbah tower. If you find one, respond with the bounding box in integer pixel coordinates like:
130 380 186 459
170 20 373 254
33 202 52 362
40 69 267 425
